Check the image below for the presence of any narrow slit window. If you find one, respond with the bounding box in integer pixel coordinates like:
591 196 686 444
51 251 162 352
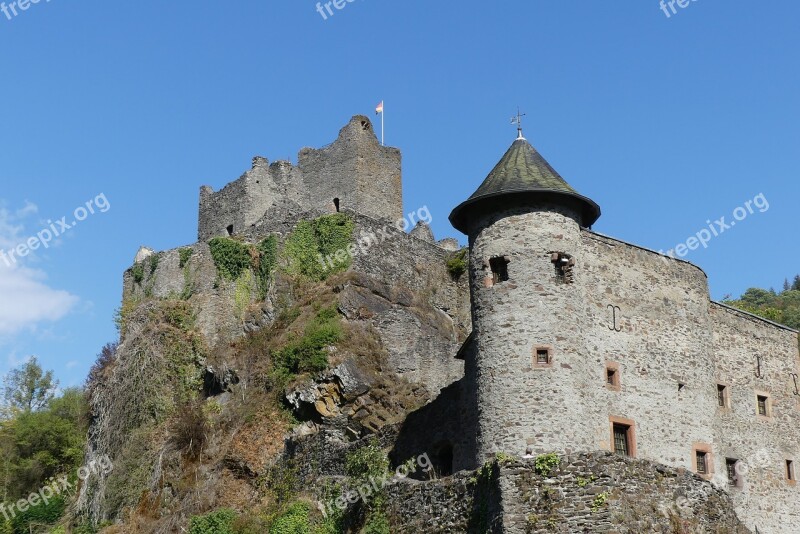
607 369 617 385
333 198 340 212
717 384 728 408
787 460 795 482
226 224 234 236
551 252 575 284
726 458 739 486
489 256 509 284
757 395 769 416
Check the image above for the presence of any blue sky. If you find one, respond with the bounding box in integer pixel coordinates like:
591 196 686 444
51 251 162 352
1 0 798 386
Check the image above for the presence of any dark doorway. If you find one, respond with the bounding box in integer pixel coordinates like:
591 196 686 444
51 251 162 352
333 198 340 212
226 224 234 236
433 441 454 477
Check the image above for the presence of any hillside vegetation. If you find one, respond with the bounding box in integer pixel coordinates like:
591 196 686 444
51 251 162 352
723 274 800 330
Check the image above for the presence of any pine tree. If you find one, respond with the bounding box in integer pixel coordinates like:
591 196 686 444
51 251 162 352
783 278 791 292
793 275 800 291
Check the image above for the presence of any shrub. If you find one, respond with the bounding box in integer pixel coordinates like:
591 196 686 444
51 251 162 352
189 508 237 534
256 236 278 299
345 438 389 482
272 306 342 378
534 453 560 477
170 401 208 459
209 237 252 281
268 502 312 534
149 253 160 275
446 249 468 279
10 494 67 533
131 263 144 285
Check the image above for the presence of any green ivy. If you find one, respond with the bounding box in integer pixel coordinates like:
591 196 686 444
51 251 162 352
283 214 354 281
189 508 237 534
256 236 278 299
268 502 313 534
209 238 252 281
534 453 560 477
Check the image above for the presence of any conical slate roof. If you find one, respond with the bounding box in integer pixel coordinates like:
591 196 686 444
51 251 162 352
449 136 601 233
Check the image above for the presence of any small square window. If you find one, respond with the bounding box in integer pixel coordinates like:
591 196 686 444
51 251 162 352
607 369 617 385
717 384 728 408
489 257 509 284
757 395 769 417
605 363 620 390
696 451 709 475
787 460 796 482
678 383 686 392
726 458 740 487
536 349 550 365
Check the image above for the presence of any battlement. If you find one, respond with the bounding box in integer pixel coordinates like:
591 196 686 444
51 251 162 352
198 115 402 241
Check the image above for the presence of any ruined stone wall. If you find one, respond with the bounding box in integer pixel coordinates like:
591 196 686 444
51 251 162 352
381 453 749 533
710 302 800 533
298 115 402 224
198 157 304 241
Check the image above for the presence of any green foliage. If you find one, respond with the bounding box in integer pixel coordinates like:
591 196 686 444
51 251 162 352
272 306 342 379
149 253 160 275
9 494 67 533
179 248 194 268
209 237 253 281
256 236 279 299
591 491 610 513
131 262 144 285
268 502 313 534
189 508 237 534
724 277 800 330
283 214 355 281
0 385 87 521
534 453 560 477
235 271 255 321
446 249 468 279
345 438 389 482
363 508 390 534
2 357 58 413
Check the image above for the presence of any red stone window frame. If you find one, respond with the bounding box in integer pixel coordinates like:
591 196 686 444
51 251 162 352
755 391 772 420
787 460 796 486
605 361 621 391
609 416 637 458
725 458 743 489
533 346 554 369
692 443 714 480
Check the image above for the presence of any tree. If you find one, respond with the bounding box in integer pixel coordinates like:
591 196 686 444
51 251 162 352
793 275 800 292
2 357 58 413
783 278 791 292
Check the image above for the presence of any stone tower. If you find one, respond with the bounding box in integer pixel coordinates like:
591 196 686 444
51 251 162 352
449 132 601 469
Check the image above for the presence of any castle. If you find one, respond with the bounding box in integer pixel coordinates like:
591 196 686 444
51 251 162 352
118 115 798 532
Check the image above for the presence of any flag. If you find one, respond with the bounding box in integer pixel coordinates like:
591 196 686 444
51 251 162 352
375 101 384 114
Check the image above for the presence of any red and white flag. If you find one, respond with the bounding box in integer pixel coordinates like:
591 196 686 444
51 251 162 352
375 101 384 114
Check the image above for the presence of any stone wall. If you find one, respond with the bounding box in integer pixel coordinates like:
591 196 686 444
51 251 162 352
381 452 749 533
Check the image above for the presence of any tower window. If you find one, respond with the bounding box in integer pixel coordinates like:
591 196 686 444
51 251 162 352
717 384 729 408
226 225 234 236
550 252 575 284
333 198 340 212
605 362 620 390
757 394 769 417
787 460 796 483
489 256 509 284
726 458 740 487
533 346 553 368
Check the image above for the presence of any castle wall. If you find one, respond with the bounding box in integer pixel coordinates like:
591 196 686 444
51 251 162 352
710 302 800 533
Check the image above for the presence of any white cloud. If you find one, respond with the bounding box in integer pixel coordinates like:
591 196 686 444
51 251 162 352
0 202 78 336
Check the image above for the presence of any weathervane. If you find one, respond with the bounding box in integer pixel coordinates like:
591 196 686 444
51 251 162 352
511 108 526 140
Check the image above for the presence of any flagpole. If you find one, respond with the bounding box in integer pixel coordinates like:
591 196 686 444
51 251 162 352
381 104 385 146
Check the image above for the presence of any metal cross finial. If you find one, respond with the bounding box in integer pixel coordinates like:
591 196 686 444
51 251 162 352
511 108 526 140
